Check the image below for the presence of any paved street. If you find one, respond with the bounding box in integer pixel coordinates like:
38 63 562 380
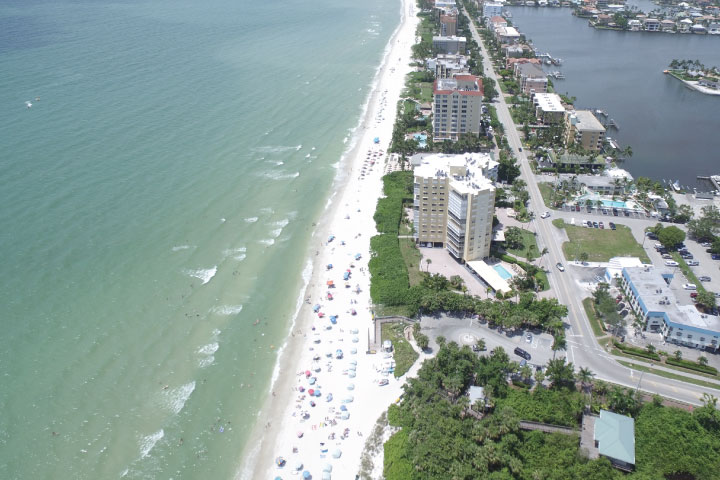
462 7 718 405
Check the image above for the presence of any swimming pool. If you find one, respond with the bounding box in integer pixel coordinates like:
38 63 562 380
413 133 427 148
602 199 627 208
493 264 513 280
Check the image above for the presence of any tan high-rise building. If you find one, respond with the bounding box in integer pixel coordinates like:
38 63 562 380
565 110 606 152
413 153 496 262
433 75 484 141
440 14 457 36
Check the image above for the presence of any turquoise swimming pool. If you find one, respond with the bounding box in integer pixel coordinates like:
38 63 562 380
493 264 513 280
413 133 427 148
602 199 627 208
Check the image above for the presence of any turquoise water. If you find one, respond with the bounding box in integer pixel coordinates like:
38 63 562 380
493 264 513 280
413 133 428 148
0 0 398 478
602 200 627 208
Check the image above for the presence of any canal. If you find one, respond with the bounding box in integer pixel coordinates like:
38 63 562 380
507 6 720 187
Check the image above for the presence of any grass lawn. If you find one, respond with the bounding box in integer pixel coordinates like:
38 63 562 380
505 229 539 260
399 237 424 287
671 253 706 294
538 182 557 209
582 297 606 337
381 322 419 378
617 361 720 391
418 82 433 103
558 221 651 263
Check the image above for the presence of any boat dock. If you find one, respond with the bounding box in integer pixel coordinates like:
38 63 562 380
697 175 720 193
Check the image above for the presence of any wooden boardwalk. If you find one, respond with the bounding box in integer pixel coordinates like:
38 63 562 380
518 420 578 436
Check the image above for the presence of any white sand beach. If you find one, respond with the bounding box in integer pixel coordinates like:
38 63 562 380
237 0 420 478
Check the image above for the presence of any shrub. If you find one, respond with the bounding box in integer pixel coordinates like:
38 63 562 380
665 357 718 375
613 340 661 361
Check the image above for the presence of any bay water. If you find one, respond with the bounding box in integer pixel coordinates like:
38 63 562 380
508 6 720 186
0 0 399 478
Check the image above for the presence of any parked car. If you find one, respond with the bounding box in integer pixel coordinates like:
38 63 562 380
540 211 550 219
682 254 694 260
599 222 604 229
514 347 531 360
602 209 608 215
701 242 712 248
556 262 565 272
687 260 700 266
664 260 679 267
609 222 616 230
700 276 712 282
691 292 699 299
612 208 619 216
518 147 523 152
526 332 533 342
646 232 658 240
661 254 673 259
654 243 663 250
712 254 720 260
683 283 697 290
593 221 599 228
575 205 581 212
624 210 630 216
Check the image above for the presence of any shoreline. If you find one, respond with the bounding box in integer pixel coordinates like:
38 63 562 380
667 72 720 96
235 0 420 477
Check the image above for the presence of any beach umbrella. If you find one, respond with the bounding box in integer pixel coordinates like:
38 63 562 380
352 336 359 343
322 473 331 480
341 412 350 420
323 463 332 472
332 448 342 458
309 377 316 385
297 431 304 438
350 328 359 334
308 388 315 396
350 348 357 355
326 393 333 402
303 471 311 479
314 390 321 397
276 457 286 467
299 386 305 392
275 477 282 480
343 396 354 403
347 383 355 390
349 371 356 378
295 462 304 470
305 370 311 377
373 137 380 143
340 405 347 411
313 304 321 312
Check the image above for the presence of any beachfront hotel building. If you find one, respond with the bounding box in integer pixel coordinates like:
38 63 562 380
616 266 720 351
482 1 504 19
565 110 606 152
514 63 548 95
427 54 469 79
440 13 458 36
412 153 496 262
432 75 484 141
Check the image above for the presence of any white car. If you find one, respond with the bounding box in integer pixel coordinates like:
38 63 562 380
664 260 679 267
540 211 550 219
683 283 697 290
556 263 565 272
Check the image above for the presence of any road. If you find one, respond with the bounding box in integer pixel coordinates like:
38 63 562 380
463 8 714 405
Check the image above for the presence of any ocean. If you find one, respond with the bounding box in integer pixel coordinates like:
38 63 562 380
0 0 399 478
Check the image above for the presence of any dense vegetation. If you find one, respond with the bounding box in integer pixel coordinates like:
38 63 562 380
383 343 720 480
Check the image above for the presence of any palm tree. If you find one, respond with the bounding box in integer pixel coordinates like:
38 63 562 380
551 334 567 360
674 350 683 361
425 258 432 272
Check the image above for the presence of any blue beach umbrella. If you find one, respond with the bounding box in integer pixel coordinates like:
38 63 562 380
303 470 311 479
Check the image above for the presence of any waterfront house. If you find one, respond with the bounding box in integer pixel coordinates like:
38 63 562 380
488 15 507 29
643 18 660 31
595 14 611 25
660 19 676 32
691 23 707 33
503 44 525 58
556 173 624 195
433 35 467 54
515 63 548 94
628 19 642 31
678 18 693 32
565 110 606 152
531 92 565 124
432 75 484 141
708 22 720 34
507 57 541 69
495 26 521 44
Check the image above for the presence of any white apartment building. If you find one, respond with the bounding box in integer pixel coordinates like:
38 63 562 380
482 1 504 19
433 75 484 141
432 35 467 54
413 153 496 262
565 110 606 152
427 54 469 79
531 92 565 124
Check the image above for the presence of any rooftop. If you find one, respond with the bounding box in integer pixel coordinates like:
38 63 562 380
497 26 520 37
533 92 565 113
570 110 606 133
594 410 635 465
433 35 467 42
516 63 547 78
434 75 483 96
413 153 496 195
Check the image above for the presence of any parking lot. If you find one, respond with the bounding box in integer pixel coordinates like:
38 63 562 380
420 313 558 369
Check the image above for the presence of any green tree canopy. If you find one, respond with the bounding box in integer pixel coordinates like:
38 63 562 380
657 225 686 249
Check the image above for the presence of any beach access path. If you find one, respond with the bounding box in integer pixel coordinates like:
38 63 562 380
237 0 421 478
